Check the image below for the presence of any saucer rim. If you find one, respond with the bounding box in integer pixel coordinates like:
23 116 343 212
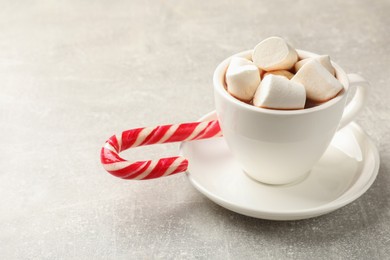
180 111 380 220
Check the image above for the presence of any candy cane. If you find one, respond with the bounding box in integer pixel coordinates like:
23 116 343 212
100 120 222 180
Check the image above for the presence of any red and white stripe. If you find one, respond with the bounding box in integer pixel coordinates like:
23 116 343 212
100 119 222 180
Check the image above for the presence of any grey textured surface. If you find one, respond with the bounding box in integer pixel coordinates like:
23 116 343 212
1 0 389 259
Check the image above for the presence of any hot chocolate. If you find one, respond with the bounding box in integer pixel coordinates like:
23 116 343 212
225 36 344 110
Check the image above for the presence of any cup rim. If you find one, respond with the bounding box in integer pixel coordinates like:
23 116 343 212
213 49 349 115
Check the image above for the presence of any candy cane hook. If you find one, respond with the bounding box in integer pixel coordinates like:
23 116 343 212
100 120 222 180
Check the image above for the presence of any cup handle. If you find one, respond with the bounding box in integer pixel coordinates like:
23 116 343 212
338 73 369 129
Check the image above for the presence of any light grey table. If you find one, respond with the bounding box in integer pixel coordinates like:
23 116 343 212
1 0 389 259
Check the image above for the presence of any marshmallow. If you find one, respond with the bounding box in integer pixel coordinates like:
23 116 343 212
295 55 335 75
263 70 294 80
226 57 261 101
253 75 306 110
228 56 253 68
291 60 343 102
252 37 298 71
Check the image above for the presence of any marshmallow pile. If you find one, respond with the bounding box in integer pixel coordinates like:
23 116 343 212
225 36 343 110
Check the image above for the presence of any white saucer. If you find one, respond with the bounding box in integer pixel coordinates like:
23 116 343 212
180 111 380 220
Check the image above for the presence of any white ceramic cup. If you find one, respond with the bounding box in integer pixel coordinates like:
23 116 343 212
213 50 369 185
